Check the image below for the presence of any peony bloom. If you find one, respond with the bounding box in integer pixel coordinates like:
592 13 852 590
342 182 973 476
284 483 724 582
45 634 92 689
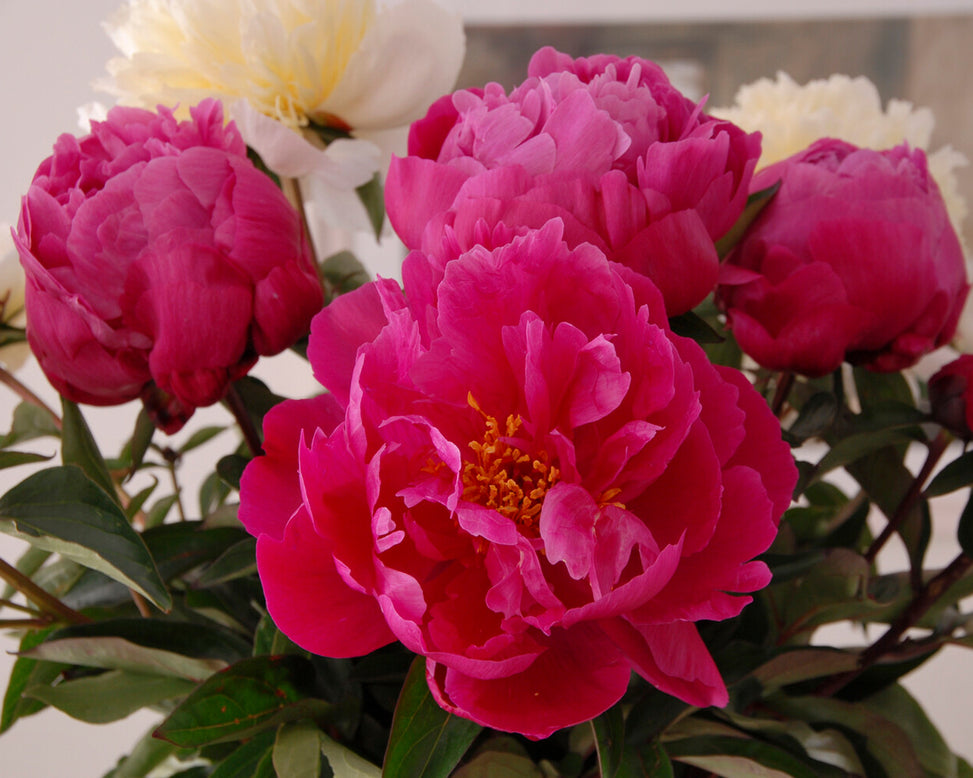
929 355 973 440
239 220 797 737
717 139 968 377
386 46 760 315
99 0 466 232
15 99 322 432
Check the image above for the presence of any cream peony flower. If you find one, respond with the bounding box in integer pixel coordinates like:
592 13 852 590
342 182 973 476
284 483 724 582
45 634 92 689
98 0 465 233
0 226 29 372
714 72 968 237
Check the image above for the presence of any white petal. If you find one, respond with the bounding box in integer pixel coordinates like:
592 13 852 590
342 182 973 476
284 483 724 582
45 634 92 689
320 0 465 130
230 99 380 185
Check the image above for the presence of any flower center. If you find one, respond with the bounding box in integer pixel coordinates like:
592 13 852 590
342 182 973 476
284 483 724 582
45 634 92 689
461 396 559 530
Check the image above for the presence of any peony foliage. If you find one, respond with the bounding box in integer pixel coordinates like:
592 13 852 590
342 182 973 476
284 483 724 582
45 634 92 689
1 8 973 778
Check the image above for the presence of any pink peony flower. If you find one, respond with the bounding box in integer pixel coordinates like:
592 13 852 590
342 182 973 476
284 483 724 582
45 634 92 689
385 47 760 315
15 99 322 432
717 139 969 377
239 220 797 737
929 354 973 440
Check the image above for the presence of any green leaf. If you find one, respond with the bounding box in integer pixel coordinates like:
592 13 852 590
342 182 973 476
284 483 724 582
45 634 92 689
812 429 914 483
124 479 159 522
0 466 171 610
768 693 924 777
155 655 331 747
197 537 257 586
356 173 386 240
216 453 249 491
716 180 780 258
668 311 724 343
26 669 195 724
179 425 226 454
1 627 59 733
787 392 838 441
0 543 51 599
0 401 61 448
146 494 179 528
853 367 915 409
926 451 973 498
127 408 156 476
198 469 231 517
24 635 229 681
592 704 626 778
0 450 52 469
273 721 328 778
666 734 844 778
861 684 956 778
958 491 973 557
453 750 544 778
322 250 372 296
321 732 383 777
102 725 194 778
60 398 118 501
142 521 250 582
748 648 860 694
382 656 482 778
210 728 276 778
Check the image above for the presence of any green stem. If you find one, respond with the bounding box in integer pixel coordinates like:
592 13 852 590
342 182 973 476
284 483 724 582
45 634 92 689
0 557 89 625
864 430 949 566
816 552 973 697
225 382 263 458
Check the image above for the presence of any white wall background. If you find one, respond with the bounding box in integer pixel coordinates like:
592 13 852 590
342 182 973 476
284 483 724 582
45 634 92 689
1 1 973 776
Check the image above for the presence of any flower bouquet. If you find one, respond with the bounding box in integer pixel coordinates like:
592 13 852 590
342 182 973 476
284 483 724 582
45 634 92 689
2 3 973 777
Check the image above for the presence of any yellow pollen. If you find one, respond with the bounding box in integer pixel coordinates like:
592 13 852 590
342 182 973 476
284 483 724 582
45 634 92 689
461 395 559 530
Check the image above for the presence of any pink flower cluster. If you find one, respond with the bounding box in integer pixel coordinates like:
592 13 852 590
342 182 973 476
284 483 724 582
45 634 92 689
387 47 761 315
15 100 322 431
240 218 797 736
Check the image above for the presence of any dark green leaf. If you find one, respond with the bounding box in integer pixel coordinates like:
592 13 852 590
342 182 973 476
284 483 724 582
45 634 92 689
228 377 284 436
146 494 179 527
853 366 915 409
26 669 195 724
749 648 859 694
666 733 846 778
453 750 543 778
127 408 156 477
958 491 973 558
322 251 372 296
61 399 118 500
124 479 158 522
715 180 780 257
616 741 673 778
812 429 914 483
199 470 231 517
592 704 625 778
103 725 194 778
155 655 330 747
787 392 838 441
623 685 689 745
356 173 385 240
197 537 257 586
0 450 52 469
926 450 973 498
0 627 59 734
382 656 482 778
216 453 249 491
209 728 277 778
0 466 171 610
668 311 724 343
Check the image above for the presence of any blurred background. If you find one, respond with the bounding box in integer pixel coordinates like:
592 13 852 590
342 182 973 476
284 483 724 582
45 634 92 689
1 1 973 774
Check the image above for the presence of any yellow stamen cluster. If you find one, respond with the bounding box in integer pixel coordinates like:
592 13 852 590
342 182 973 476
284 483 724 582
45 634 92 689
462 397 559 530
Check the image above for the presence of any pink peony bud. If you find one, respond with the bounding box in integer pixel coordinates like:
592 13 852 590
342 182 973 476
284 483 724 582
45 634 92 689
14 99 322 432
717 138 969 377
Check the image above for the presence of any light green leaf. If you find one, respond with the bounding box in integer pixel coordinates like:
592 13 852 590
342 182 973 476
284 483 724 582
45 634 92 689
453 751 544 778
25 669 195 724
0 466 171 610
0 401 60 448
25 636 228 681
1 627 59 734
273 721 328 778
321 732 382 777
749 648 860 694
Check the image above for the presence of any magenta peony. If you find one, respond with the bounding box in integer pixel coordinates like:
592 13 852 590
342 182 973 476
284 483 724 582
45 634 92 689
929 355 973 440
717 138 968 377
238 221 797 737
14 99 322 432
385 47 760 315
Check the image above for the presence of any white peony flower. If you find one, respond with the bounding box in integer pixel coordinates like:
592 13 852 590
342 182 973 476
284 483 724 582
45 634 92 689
0 226 29 372
98 0 466 233
714 72 968 238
